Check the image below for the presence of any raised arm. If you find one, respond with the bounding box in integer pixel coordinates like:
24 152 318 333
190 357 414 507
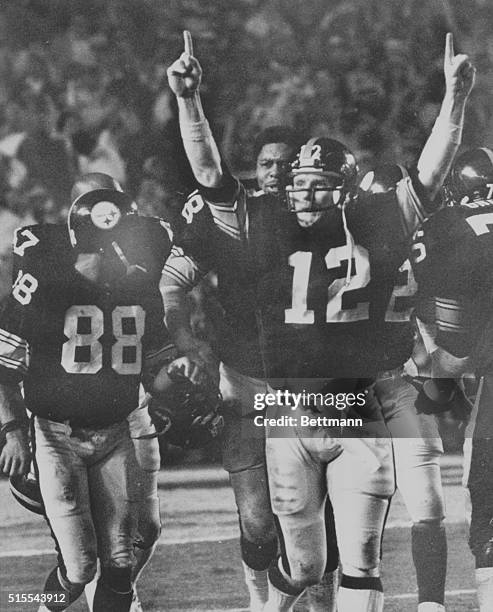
167 31 224 188
417 32 476 202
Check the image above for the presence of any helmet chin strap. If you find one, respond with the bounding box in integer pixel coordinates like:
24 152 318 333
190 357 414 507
111 241 148 275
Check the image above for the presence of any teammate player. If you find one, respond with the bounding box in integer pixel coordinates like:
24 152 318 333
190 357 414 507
411 147 493 612
0 173 176 611
163 34 301 612
166 30 474 612
359 164 449 612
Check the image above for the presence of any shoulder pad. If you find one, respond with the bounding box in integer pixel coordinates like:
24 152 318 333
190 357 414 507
13 224 72 280
13 224 68 257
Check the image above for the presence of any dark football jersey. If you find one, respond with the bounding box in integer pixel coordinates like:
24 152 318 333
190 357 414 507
412 198 493 363
166 170 425 379
166 184 280 378
0 217 172 427
348 180 424 372
262 184 422 379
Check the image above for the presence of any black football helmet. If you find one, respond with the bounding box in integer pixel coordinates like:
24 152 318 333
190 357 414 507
359 163 409 195
67 173 138 253
148 371 224 449
286 137 358 212
448 147 493 203
10 474 45 516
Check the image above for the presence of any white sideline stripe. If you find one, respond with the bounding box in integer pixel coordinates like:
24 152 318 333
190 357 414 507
0 517 466 558
208 590 477 610
387 588 476 600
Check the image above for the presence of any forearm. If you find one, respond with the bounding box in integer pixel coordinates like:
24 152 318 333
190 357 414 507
162 285 211 354
0 382 30 477
178 93 223 188
0 383 28 426
417 92 467 202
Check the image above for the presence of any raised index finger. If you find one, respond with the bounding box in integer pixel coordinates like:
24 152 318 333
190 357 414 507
445 32 454 64
184 30 194 56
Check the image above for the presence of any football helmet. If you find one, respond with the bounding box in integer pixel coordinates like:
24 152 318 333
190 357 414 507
286 137 358 212
10 474 45 515
68 174 138 253
448 147 493 203
148 371 224 449
359 163 409 195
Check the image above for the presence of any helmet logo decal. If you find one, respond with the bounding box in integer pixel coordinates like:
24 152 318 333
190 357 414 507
299 143 322 167
90 201 122 230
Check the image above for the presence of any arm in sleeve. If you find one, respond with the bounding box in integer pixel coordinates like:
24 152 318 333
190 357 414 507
416 33 475 204
160 255 219 384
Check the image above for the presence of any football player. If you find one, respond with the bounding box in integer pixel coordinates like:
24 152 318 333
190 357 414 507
0 172 175 612
166 30 474 612
163 33 300 612
359 163 448 612
411 147 493 612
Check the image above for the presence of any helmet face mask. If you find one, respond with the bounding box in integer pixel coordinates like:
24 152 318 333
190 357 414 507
286 174 344 213
67 188 138 254
287 138 358 216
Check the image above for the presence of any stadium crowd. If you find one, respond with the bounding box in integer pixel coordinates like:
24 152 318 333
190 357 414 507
0 1 493 296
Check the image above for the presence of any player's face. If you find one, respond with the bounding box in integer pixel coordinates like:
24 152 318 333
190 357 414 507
256 143 293 195
288 173 342 227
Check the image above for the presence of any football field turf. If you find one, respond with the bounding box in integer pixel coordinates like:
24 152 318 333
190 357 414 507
0 456 479 611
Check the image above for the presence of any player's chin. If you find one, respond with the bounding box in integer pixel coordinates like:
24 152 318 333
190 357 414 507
295 211 324 227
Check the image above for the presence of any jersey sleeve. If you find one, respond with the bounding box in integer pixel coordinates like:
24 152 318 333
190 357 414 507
349 170 428 249
181 164 247 241
162 245 207 290
0 225 65 384
433 296 472 357
395 171 429 238
0 303 30 384
0 272 37 384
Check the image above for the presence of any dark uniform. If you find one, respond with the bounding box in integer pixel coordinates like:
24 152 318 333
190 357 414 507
0 219 171 427
412 197 493 563
0 217 172 598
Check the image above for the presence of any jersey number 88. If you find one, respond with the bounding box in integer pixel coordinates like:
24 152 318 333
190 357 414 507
61 305 145 375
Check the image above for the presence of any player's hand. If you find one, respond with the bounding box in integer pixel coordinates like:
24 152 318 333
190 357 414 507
177 339 220 388
167 30 202 98
0 429 31 477
413 377 472 421
167 355 209 386
444 32 476 99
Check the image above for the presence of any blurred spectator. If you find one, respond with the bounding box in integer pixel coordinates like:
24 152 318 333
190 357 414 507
15 93 76 212
75 126 126 186
0 0 490 230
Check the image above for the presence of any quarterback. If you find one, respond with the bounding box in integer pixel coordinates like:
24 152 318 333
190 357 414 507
166 29 474 612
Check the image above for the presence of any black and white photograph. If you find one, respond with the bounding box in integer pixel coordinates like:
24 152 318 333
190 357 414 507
0 1 492 611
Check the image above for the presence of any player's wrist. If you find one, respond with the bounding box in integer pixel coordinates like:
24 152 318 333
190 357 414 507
177 93 205 122
1 419 29 443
